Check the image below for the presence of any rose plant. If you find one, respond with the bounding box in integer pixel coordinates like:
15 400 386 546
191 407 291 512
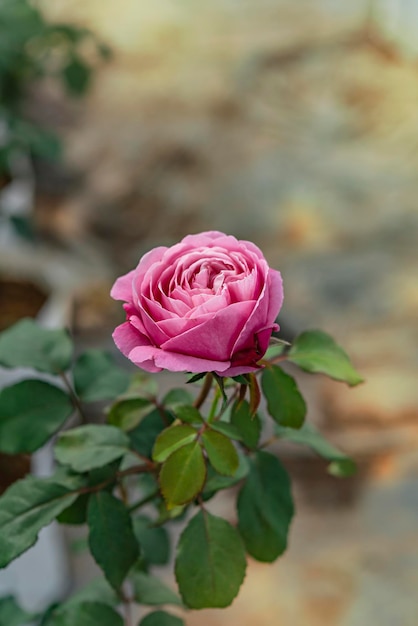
0 232 363 626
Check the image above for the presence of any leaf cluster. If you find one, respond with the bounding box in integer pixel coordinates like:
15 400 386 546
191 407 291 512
0 319 362 623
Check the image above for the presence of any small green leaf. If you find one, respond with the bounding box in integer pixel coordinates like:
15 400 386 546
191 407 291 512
65 577 118 608
140 611 184 626
152 425 197 463
288 330 364 386
87 491 139 590
129 409 172 458
203 452 250 497
163 389 193 407
186 373 206 384
275 422 357 477
0 472 85 568
57 494 89 525
0 380 73 454
159 442 206 507
0 318 72 373
128 373 158 398
62 56 92 95
0 595 34 626
202 429 239 476
261 365 306 428
55 425 130 472
171 405 203 425
107 397 154 431
230 399 261 449
264 342 287 361
237 451 294 562
209 421 242 440
131 570 182 606
74 350 130 402
132 515 170 566
45 602 123 626
175 510 246 609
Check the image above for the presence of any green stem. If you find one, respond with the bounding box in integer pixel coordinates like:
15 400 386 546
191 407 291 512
207 387 221 423
193 373 214 409
59 371 88 424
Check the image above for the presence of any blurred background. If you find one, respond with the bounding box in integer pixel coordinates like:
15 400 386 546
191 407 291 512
0 1 417 624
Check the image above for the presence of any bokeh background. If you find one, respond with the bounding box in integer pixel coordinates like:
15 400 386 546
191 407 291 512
1 1 418 624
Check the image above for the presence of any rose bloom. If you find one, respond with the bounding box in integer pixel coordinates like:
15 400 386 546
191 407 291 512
111 231 283 377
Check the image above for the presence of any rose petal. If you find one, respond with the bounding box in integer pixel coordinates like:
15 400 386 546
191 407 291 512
160 301 254 362
110 270 136 302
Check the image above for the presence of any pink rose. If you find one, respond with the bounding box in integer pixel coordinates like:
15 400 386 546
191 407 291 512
111 231 283 377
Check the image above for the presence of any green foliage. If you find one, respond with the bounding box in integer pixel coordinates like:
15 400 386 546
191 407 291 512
55 425 130 472
131 571 182 606
0 379 73 454
153 425 198 463
237 451 294 562
45 602 123 626
107 396 154 431
87 491 139 590
275 422 357 477
201 429 239 476
0 0 109 178
139 611 185 626
230 399 261 449
159 441 206 508
133 515 170 566
0 318 72 373
0 317 360 617
73 350 130 402
175 510 246 609
0 472 85 568
0 595 35 626
261 365 306 428
288 330 364 386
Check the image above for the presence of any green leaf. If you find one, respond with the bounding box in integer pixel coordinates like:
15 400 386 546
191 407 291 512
175 510 246 609
230 399 261 449
186 373 206 384
248 373 261 416
55 425 130 472
288 330 364 386
275 422 357 477
73 350 130 402
62 56 92 95
163 389 193 407
132 515 170 566
171 405 203 425
57 493 89 525
139 611 184 626
128 373 158 398
0 596 34 626
45 602 123 626
264 342 287 361
87 491 139 590
0 472 85 568
152 425 197 463
201 429 239 476
0 318 72 373
131 570 182 606
129 409 173 458
0 380 73 454
107 397 154 431
65 577 118 608
203 451 250 497
237 451 294 562
159 442 206 507
261 365 306 429
209 421 242 441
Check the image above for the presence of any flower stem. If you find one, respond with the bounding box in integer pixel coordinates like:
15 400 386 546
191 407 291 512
59 370 88 424
193 373 213 409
